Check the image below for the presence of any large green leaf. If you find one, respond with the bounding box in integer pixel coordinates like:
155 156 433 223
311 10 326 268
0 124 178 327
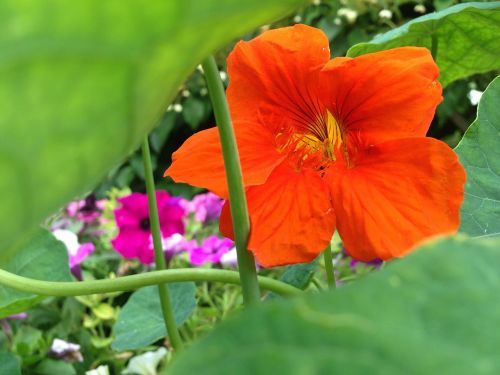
0 229 72 318
455 76 500 238
0 0 302 252
170 236 500 374
347 2 500 87
112 282 196 351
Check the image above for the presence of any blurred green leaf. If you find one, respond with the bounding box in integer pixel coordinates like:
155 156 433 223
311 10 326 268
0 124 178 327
170 236 500 375
112 283 196 351
182 98 207 130
150 112 177 153
347 2 500 87
0 0 302 252
0 351 21 375
34 359 76 375
0 230 72 318
455 76 500 238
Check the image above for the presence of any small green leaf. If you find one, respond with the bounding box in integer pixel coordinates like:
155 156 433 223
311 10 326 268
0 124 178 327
0 230 72 318
279 258 320 290
347 2 500 87
91 303 115 321
182 98 207 130
455 76 500 238
170 236 500 375
112 283 196 351
34 359 76 375
0 351 21 375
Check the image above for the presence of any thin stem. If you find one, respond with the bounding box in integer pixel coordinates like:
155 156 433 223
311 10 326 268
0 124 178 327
142 137 183 351
323 243 336 289
0 268 301 297
201 56 261 305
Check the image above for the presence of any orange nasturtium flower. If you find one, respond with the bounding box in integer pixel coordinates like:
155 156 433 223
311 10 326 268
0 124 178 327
165 25 465 267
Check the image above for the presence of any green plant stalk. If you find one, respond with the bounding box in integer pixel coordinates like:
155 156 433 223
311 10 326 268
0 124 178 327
0 268 300 297
323 243 336 289
142 137 183 351
201 56 261 305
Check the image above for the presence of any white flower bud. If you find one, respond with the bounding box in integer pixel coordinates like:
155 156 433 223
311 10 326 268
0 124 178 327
378 9 393 19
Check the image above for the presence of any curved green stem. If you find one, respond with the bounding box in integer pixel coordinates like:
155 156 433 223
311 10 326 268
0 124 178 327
142 137 183 351
201 56 261 305
323 243 336 289
0 268 301 297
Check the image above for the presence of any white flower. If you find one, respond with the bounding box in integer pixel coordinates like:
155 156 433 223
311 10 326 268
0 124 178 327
293 15 302 23
181 89 190 98
53 229 79 257
220 247 238 267
172 104 183 113
50 338 83 362
86 365 109 375
122 347 168 375
379 9 393 19
312 0 321 5
337 8 358 24
414 4 426 13
219 71 227 81
200 87 208 96
334 17 342 25
468 89 483 105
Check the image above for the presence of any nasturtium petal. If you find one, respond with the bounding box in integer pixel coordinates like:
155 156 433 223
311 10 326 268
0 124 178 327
319 47 441 145
220 162 336 267
226 24 330 128
166 122 285 198
0 0 303 253
328 137 465 261
455 75 500 238
347 2 500 87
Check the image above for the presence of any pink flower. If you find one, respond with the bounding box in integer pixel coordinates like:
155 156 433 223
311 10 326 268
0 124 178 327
67 195 106 224
189 235 234 266
111 192 185 264
163 233 197 258
185 192 223 223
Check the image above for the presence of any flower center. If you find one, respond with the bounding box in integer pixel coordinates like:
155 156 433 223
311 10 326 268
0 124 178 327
296 110 343 161
139 218 150 230
276 109 344 169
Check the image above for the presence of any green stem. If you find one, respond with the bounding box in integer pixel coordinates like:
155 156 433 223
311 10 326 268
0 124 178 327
201 56 261 305
0 268 300 297
141 137 183 351
323 243 336 289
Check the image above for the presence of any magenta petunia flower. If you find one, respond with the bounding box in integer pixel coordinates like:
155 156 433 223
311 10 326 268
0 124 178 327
185 192 223 223
189 235 234 266
111 191 185 264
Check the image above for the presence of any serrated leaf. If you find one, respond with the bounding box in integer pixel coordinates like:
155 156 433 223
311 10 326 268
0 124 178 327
0 0 302 252
112 283 196 351
347 2 500 87
170 236 500 375
455 76 500 238
0 230 72 318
